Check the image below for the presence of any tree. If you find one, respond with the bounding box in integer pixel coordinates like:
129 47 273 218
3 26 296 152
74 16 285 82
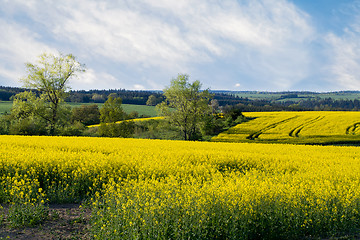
98 96 134 138
21 52 85 135
71 104 100 125
146 94 163 106
92 93 105 103
210 99 219 114
157 74 213 140
10 91 72 135
146 95 158 106
99 96 126 123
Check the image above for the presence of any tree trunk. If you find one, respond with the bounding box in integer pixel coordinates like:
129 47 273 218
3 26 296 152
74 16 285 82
50 101 58 135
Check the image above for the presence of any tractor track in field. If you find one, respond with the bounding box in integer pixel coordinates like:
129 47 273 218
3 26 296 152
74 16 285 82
289 116 325 138
246 116 299 140
346 122 360 135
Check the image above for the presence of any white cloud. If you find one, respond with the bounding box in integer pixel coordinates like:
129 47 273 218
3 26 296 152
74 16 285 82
325 0 360 91
0 0 316 90
73 68 97 86
325 30 360 90
0 19 56 87
72 68 123 90
133 84 145 90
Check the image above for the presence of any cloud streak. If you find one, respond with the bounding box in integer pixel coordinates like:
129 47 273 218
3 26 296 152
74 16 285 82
0 17 57 86
324 2 360 90
1 0 357 91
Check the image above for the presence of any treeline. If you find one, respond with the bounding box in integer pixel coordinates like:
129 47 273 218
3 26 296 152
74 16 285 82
0 86 163 105
65 89 164 105
287 98 360 111
2 86 360 111
215 94 360 111
0 86 28 101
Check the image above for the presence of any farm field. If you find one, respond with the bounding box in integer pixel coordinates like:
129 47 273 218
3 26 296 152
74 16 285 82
226 91 360 102
212 111 360 145
1 135 360 239
0 101 158 117
0 101 12 115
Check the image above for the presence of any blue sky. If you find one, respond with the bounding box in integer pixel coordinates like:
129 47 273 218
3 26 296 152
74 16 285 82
1 0 360 91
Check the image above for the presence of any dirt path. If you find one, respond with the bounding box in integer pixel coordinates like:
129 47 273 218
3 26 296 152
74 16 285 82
0 204 91 240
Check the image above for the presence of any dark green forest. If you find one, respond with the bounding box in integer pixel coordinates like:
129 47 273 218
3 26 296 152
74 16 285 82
2 86 360 111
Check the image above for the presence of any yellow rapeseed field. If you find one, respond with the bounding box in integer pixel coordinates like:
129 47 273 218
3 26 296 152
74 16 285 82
1 135 360 238
212 111 360 144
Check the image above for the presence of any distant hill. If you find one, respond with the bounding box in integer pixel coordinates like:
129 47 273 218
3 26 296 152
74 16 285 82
2 86 360 111
212 90 360 101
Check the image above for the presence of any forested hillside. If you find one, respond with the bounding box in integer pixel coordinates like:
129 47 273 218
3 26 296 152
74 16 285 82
2 86 360 111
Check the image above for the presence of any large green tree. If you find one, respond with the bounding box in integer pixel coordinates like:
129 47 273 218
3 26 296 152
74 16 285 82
20 52 85 135
157 74 213 140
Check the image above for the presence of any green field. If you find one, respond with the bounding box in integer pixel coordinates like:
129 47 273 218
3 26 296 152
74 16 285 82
0 101 13 114
212 111 360 145
227 91 360 102
0 101 158 117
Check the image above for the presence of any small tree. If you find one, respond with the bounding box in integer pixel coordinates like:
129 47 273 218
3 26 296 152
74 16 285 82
98 96 134 138
100 96 125 123
20 52 85 135
92 93 105 103
157 74 213 140
146 95 157 106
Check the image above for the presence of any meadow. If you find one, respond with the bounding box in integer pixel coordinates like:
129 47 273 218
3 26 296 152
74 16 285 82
0 102 13 115
212 111 360 145
1 135 360 239
0 101 158 117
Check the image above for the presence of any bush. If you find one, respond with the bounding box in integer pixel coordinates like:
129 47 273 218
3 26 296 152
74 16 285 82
200 115 224 136
58 121 86 136
0 115 11 134
9 118 48 135
133 119 183 140
98 121 135 138
71 104 100 125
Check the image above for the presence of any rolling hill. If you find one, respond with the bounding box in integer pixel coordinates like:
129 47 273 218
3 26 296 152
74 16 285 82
212 111 360 145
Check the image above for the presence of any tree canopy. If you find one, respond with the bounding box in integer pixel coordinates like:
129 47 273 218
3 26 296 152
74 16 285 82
157 74 213 140
100 96 126 123
19 52 85 135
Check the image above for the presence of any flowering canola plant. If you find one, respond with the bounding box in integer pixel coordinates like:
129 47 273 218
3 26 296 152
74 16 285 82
212 111 360 144
1 135 360 238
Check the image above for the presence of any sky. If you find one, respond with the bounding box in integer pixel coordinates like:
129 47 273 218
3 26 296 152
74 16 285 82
1 0 360 92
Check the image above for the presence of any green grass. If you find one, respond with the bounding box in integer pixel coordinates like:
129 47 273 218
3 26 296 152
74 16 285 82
0 101 13 114
0 102 158 117
122 104 158 117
